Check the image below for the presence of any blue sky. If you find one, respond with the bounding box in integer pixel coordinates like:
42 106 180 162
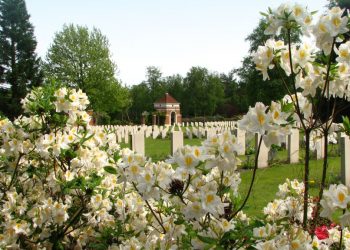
26 0 329 86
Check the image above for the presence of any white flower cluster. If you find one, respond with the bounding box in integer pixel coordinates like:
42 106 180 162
253 179 321 249
238 101 292 148
53 87 90 113
264 3 313 36
114 131 243 248
254 226 328 250
264 179 310 222
0 88 125 248
255 6 350 101
314 7 349 55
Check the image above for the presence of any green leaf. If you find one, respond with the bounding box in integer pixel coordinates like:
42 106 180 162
197 234 217 245
64 176 85 191
113 152 121 162
218 186 231 196
104 166 117 175
174 217 185 225
342 116 350 136
80 133 94 145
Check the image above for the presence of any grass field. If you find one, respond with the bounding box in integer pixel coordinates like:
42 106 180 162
119 137 342 218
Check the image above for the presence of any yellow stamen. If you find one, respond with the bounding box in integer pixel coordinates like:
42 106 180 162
206 194 214 204
257 113 265 125
185 156 193 167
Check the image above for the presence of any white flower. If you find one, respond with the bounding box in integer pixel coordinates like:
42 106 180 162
263 129 286 148
175 151 199 175
293 43 313 68
326 7 349 37
219 218 235 232
255 239 277 250
201 191 223 215
238 102 271 134
52 202 69 225
331 184 350 209
254 226 268 238
253 39 276 80
183 201 206 220
335 41 350 64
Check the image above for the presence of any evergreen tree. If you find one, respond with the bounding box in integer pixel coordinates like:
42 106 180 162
0 0 43 119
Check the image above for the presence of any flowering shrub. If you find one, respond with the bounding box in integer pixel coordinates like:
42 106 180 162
0 84 252 249
1 2 350 249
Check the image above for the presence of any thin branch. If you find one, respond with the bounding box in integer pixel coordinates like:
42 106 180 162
181 174 191 196
7 153 23 191
132 182 166 234
231 134 263 219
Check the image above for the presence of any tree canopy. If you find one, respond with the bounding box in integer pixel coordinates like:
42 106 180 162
45 24 130 123
128 66 231 122
0 0 42 119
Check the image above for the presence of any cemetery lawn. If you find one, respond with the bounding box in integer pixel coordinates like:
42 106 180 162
120 138 342 218
239 156 341 218
120 138 202 162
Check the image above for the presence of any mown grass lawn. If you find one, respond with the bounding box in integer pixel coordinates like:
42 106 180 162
239 156 341 217
120 137 342 218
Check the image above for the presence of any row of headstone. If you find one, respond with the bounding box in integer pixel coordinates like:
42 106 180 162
181 121 235 128
100 124 350 189
129 131 184 157
94 120 238 145
110 123 350 190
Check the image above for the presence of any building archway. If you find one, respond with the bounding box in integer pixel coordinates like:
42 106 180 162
171 111 176 125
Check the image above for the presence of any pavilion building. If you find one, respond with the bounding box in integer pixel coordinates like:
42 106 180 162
153 93 182 125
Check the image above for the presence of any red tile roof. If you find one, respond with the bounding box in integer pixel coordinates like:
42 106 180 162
154 93 179 104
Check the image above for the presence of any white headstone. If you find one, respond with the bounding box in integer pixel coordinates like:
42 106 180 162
152 130 159 139
117 132 122 143
236 128 246 156
130 133 145 156
288 129 299 163
124 131 129 144
341 136 350 186
315 136 325 160
256 133 269 168
171 131 184 155
206 129 215 138
161 129 168 139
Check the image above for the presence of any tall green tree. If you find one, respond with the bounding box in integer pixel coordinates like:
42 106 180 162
145 66 167 102
45 24 130 122
217 71 242 117
165 74 184 104
0 0 43 119
183 67 224 117
129 83 153 123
